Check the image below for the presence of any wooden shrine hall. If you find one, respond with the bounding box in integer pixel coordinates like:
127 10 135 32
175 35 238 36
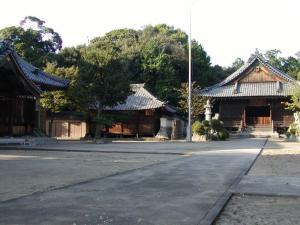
0 40 68 136
200 51 298 132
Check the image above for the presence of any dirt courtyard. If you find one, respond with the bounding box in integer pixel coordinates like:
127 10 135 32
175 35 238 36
215 137 300 225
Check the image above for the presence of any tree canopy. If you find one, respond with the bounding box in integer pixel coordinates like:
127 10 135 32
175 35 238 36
0 16 62 67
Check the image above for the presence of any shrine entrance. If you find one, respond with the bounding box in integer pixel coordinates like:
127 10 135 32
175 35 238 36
245 106 271 126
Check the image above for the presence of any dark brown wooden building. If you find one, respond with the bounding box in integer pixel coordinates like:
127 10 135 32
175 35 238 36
0 40 68 136
201 52 298 132
104 84 184 138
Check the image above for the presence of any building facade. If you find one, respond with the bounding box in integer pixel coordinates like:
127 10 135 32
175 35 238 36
0 40 68 136
105 84 185 139
201 52 298 132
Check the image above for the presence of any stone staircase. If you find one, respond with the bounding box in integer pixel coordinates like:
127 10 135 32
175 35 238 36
231 125 276 138
248 125 274 137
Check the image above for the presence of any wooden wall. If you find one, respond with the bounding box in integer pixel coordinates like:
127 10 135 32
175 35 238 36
0 98 35 136
106 110 160 137
238 65 284 83
218 98 294 129
219 100 247 128
46 119 87 139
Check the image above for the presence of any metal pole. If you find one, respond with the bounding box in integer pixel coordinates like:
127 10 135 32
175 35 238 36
186 7 192 142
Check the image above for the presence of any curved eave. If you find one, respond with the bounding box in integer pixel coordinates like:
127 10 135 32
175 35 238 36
13 53 69 90
9 55 41 96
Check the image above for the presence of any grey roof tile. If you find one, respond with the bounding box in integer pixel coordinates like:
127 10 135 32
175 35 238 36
0 40 68 89
107 84 174 111
0 40 12 61
201 82 295 98
14 53 68 88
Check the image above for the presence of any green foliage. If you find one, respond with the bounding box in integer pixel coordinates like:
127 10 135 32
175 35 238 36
40 91 68 113
192 121 206 136
210 119 224 133
218 129 229 140
178 82 207 120
231 57 245 70
288 122 299 136
286 87 300 112
42 62 80 111
192 119 228 140
263 49 300 80
0 16 62 67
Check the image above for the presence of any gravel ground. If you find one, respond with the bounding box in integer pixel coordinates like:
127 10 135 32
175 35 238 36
249 139 300 176
215 137 300 225
0 150 181 202
215 195 300 225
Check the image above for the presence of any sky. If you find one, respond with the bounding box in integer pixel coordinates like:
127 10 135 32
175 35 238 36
1 0 299 66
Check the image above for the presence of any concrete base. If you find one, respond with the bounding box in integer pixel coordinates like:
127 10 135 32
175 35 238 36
0 137 57 146
232 175 300 197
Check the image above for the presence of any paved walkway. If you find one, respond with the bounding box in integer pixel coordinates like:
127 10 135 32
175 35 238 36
0 139 266 225
232 176 300 197
2 138 265 155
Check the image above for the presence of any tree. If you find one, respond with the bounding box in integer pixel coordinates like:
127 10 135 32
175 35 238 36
40 62 80 135
178 82 207 121
78 42 131 138
286 87 300 112
263 49 300 80
264 49 283 69
0 16 62 67
231 57 244 70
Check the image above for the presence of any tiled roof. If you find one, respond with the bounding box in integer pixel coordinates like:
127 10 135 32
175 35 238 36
0 40 68 90
200 51 299 98
107 84 176 112
217 53 297 87
0 40 12 60
201 82 295 98
13 53 69 88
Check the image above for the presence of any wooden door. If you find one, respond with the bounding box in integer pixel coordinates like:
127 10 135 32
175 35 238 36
54 121 68 137
70 122 82 138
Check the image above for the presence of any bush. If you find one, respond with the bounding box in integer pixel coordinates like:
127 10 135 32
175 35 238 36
218 128 229 140
202 120 211 135
192 121 205 136
192 119 229 141
210 119 224 133
285 131 291 138
288 123 298 136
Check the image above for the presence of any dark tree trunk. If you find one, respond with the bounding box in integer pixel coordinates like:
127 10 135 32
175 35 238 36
94 107 102 139
48 113 54 137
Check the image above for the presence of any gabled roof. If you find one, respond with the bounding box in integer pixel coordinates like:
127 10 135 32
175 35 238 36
0 40 68 91
106 84 176 112
200 51 299 98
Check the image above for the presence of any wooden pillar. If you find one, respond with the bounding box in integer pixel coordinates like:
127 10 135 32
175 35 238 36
34 97 41 130
135 112 140 138
8 99 14 135
121 122 124 138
